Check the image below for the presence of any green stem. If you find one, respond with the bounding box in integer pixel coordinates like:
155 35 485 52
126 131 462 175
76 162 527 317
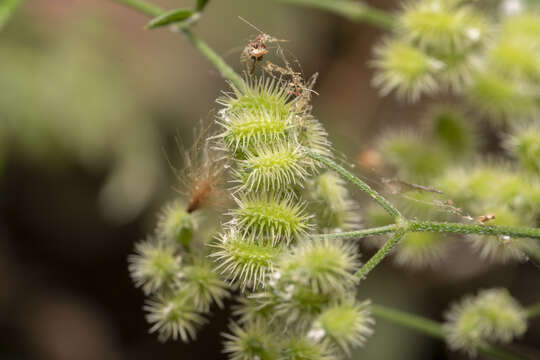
372 304 528 360
371 304 444 339
320 221 540 244
112 0 244 89
354 228 407 280
278 0 393 29
180 28 244 89
526 302 540 318
312 224 397 240
409 221 540 240
304 149 402 219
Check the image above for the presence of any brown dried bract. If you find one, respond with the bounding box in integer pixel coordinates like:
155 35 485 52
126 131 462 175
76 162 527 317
173 123 229 213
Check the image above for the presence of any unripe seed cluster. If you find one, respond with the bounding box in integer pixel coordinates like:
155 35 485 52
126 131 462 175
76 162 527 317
213 76 374 359
129 200 229 342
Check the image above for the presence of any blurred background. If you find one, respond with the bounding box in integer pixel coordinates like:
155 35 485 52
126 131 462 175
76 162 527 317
0 0 538 359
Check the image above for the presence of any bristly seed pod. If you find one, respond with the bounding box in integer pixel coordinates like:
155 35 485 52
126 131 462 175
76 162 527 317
230 193 312 243
238 143 312 192
145 290 206 342
223 320 280 360
309 299 374 355
181 258 230 311
443 288 527 355
128 239 182 295
217 110 292 155
156 200 198 248
308 171 360 232
218 76 297 121
372 40 443 101
296 115 332 158
211 231 282 290
398 0 488 52
277 238 360 294
281 336 336 360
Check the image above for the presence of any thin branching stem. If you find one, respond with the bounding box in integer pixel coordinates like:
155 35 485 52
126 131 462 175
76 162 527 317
112 0 244 89
312 224 397 240
318 221 540 242
304 148 402 219
180 28 244 89
409 221 540 240
372 304 529 360
354 227 407 280
321 218 540 281
277 0 394 29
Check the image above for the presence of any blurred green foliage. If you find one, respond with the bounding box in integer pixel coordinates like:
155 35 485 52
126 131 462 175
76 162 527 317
0 21 165 222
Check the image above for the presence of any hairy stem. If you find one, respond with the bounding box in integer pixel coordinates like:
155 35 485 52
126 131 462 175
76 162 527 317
319 221 540 243
372 304 528 360
180 28 244 89
304 148 402 219
527 302 540 318
312 224 397 240
409 221 540 241
112 0 244 89
278 0 393 29
354 227 407 280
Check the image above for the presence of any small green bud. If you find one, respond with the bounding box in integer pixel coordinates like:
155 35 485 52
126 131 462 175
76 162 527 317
223 320 279 360
128 239 182 295
281 336 335 360
308 171 360 232
444 288 527 355
372 40 443 101
399 0 488 53
181 258 229 311
310 300 374 355
278 238 360 294
145 290 206 342
296 115 332 159
156 200 197 248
